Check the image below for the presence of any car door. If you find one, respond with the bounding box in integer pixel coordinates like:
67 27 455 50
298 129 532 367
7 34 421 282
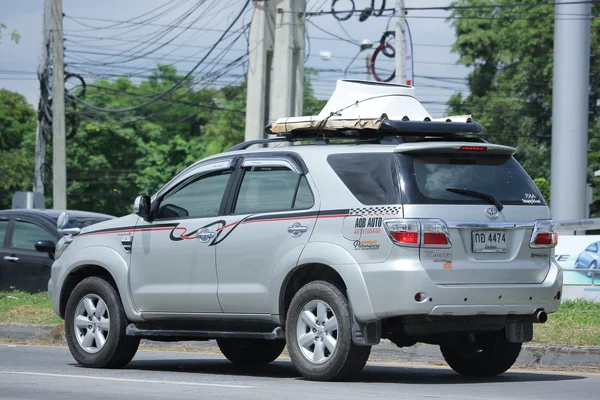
216 156 318 314
0 217 11 289
0 217 57 293
129 160 235 313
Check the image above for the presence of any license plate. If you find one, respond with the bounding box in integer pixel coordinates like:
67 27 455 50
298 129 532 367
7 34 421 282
472 231 509 253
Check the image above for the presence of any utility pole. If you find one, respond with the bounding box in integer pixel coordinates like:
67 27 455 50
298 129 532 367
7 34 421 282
244 0 276 141
50 0 67 209
269 0 306 123
34 0 52 196
395 0 406 85
550 0 592 227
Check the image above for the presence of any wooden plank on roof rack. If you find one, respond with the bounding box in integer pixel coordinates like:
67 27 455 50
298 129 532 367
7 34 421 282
269 118 383 134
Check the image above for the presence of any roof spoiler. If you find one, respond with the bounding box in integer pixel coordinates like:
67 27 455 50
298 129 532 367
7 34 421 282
394 142 517 156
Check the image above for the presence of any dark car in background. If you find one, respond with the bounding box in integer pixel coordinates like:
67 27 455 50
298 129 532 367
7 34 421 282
0 209 114 292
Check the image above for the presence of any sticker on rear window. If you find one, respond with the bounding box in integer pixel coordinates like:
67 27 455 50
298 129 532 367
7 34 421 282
522 194 541 205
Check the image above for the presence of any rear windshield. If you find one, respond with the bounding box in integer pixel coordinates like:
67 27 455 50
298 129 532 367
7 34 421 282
397 153 546 206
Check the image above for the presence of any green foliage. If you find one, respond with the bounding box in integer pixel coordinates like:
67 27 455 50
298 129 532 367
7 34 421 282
448 0 600 213
0 89 36 208
533 177 550 204
0 23 20 44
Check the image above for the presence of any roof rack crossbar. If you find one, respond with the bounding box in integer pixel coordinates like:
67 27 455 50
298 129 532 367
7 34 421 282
225 138 293 152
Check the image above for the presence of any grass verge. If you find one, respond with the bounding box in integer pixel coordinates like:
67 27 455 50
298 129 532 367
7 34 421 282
1 291 599 346
0 290 62 324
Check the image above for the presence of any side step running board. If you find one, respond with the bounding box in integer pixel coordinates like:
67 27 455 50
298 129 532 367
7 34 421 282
126 324 284 340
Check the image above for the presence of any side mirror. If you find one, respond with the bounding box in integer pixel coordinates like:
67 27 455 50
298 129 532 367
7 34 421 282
134 195 151 220
57 212 81 235
35 240 56 260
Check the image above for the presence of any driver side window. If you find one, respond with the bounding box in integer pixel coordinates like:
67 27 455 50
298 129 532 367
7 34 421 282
156 170 231 219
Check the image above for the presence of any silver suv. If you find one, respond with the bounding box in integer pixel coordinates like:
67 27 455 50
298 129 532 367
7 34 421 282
48 81 562 381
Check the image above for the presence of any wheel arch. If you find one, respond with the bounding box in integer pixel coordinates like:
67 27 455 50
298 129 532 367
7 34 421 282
58 246 140 321
275 242 377 324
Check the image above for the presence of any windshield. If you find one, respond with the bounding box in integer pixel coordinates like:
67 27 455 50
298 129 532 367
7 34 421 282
397 153 546 206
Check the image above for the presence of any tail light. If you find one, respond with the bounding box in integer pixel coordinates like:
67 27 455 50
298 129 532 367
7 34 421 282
530 220 558 248
384 219 420 247
384 219 451 248
459 146 487 152
422 219 452 248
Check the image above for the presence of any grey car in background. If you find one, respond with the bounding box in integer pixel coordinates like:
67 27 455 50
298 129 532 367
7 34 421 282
575 241 600 277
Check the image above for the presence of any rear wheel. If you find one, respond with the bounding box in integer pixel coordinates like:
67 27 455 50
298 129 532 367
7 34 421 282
440 330 522 377
64 277 139 368
588 261 597 278
217 338 285 364
285 281 371 381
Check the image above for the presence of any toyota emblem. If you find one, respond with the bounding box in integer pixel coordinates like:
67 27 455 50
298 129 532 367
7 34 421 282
485 206 499 220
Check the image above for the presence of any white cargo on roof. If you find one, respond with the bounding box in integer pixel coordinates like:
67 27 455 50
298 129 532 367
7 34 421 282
270 80 473 134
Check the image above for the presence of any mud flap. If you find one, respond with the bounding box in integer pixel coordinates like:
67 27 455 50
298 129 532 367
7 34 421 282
505 320 533 343
352 316 381 346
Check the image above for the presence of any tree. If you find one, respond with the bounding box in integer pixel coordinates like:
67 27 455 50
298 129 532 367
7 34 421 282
447 0 600 215
0 23 20 44
0 89 36 208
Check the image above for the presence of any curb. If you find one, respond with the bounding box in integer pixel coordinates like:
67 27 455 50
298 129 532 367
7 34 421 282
1 323 599 368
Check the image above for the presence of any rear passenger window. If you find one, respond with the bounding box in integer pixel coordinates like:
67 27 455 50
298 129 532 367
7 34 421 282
234 167 314 214
327 153 399 205
0 220 9 246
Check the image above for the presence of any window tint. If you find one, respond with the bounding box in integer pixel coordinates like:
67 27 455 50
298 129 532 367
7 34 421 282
157 171 231 219
587 243 598 253
11 221 56 250
0 220 9 246
327 153 399 205
235 167 313 214
397 153 546 206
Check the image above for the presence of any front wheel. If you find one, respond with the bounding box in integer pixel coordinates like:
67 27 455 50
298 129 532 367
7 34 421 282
64 277 139 368
440 330 522 377
588 261 597 278
285 281 371 381
217 338 285 364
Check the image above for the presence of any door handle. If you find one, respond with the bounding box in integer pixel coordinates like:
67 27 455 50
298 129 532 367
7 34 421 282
196 229 216 243
288 223 309 238
3 256 19 262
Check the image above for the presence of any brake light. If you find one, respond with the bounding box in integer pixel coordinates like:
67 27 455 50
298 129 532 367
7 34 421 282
530 220 558 248
459 146 487 152
391 231 419 244
385 219 451 248
424 232 448 245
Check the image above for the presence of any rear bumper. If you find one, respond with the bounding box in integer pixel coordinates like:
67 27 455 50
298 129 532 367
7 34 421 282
358 258 563 321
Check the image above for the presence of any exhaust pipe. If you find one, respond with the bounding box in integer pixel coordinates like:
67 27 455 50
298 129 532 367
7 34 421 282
534 309 548 323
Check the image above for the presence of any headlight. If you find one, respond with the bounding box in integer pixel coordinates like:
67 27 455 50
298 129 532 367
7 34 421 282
55 235 73 260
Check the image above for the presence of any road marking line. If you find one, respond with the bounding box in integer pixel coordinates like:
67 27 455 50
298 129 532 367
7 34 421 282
0 371 253 389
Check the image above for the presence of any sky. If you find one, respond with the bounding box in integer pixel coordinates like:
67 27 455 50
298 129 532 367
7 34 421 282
0 0 471 118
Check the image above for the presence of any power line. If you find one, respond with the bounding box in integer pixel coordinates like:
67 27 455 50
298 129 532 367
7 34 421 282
71 0 251 114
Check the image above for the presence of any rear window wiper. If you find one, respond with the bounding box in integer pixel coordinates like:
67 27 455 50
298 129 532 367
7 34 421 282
446 187 504 212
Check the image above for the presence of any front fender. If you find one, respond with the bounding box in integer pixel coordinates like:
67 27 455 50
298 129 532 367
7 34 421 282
59 245 142 322
275 241 377 323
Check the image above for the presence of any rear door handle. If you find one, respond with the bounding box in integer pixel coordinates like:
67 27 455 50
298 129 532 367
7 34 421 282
288 222 309 238
3 256 19 262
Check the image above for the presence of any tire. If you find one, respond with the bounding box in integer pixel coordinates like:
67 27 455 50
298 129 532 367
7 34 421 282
216 338 285 364
64 276 140 368
285 280 371 381
440 330 522 377
588 261 597 278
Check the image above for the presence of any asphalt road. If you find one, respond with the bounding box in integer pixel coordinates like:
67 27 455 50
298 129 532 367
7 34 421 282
0 344 599 400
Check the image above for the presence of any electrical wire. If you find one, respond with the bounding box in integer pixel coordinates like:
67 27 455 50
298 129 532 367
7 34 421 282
71 0 251 114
